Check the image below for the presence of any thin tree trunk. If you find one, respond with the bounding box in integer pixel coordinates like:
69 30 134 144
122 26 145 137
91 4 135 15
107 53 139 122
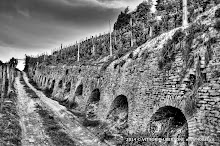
182 0 188 27
6 64 11 96
0 65 6 112
92 37 95 56
109 20 113 56
149 26 153 37
77 43 80 62
130 18 133 47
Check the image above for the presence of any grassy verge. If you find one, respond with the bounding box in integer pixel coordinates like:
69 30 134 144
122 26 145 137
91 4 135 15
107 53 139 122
35 104 76 146
0 85 22 146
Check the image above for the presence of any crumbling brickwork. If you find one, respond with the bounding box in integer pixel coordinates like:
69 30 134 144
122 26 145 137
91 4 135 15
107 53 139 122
26 5 220 146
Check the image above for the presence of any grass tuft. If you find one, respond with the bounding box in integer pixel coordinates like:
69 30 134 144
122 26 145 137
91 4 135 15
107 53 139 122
0 88 22 146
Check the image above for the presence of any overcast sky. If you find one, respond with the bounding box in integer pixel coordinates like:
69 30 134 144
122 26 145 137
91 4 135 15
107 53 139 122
0 0 143 70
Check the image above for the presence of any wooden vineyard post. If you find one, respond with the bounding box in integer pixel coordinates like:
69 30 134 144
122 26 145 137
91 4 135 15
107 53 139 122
182 0 188 27
109 20 113 56
77 42 80 62
130 17 133 47
0 65 6 112
92 36 95 56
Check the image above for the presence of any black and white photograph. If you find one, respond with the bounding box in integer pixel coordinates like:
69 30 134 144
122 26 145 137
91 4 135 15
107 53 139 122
0 0 220 146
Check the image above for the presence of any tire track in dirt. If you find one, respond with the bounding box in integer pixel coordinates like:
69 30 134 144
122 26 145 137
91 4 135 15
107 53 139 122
22 72 108 146
15 75 53 146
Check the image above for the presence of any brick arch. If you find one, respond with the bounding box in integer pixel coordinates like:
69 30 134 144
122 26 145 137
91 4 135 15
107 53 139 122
149 97 198 140
85 88 101 120
65 69 69 75
105 94 129 136
64 78 84 109
84 78 100 103
102 88 133 119
64 81 71 93
45 78 50 88
87 88 100 103
49 79 56 92
151 97 191 121
58 79 63 88
148 105 189 146
75 84 83 96
107 95 128 115
150 106 187 127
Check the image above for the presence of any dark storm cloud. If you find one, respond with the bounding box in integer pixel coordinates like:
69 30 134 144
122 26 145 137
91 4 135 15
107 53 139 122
0 0 121 25
0 0 136 63
0 0 122 48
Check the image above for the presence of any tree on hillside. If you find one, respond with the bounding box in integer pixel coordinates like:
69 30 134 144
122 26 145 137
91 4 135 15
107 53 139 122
9 57 18 68
187 0 218 22
156 0 183 28
24 55 31 72
189 0 218 13
114 7 131 30
136 1 151 18
124 6 129 14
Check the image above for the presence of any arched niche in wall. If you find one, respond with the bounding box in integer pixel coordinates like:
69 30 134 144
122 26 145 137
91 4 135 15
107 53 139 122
40 76 44 86
106 95 128 137
68 84 83 109
44 79 55 98
85 89 100 120
64 81 71 93
38 76 41 84
75 84 83 96
148 106 188 146
58 80 63 88
50 79 55 91
44 77 47 84
65 69 69 75
47 79 51 86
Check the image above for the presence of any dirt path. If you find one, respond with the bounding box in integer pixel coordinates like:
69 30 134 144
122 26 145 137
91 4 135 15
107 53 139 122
15 75 53 146
15 72 108 146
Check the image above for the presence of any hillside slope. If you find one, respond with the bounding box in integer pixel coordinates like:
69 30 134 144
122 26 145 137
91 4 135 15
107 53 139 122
25 4 220 146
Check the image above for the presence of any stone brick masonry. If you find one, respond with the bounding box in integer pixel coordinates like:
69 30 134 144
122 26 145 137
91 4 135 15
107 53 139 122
27 5 220 146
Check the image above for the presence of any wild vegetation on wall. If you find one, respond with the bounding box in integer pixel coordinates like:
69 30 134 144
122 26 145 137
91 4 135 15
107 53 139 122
24 0 218 67
156 7 220 117
22 3 220 146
